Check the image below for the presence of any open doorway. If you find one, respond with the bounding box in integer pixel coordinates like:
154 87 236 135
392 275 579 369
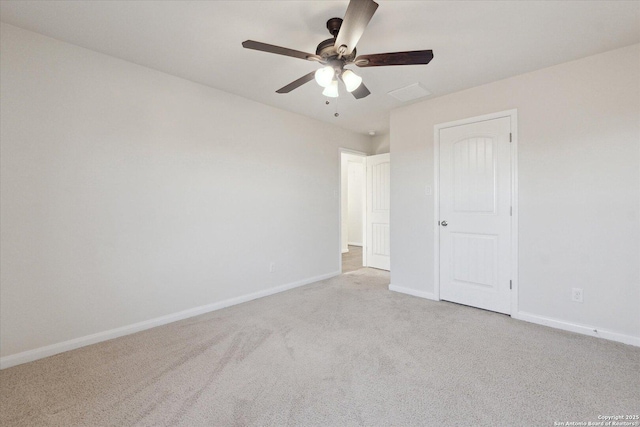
340 150 366 273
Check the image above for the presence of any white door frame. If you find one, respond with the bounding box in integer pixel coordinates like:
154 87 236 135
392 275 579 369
339 148 368 272
433 109 519 315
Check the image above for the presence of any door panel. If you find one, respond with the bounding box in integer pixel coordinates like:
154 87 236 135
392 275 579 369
366 153 390 270
452 232 497 289
372 223 390 257
439 117 511 314
453 137 496 213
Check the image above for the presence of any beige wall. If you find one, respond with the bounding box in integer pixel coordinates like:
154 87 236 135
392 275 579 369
390 44 640 341
0 24 372 361
371 133 390 154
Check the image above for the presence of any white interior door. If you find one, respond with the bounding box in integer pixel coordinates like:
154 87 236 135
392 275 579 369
365 153 390 270
439 117 512 314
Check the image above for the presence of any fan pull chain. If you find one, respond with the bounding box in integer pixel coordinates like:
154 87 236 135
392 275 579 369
325 98 340 117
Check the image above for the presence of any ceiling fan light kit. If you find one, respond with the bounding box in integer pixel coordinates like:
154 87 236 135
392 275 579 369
314 66 335 88
322 79 340 98
242 0 433 107
341 69 363 93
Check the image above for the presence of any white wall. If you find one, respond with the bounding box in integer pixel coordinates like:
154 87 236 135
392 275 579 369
347 160 364 246
340 152 365 251
390 44 640 343
341 155 349 253
0 24 373 361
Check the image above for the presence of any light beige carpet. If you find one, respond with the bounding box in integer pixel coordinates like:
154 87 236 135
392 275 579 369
342 245 364 273
1 268 639 426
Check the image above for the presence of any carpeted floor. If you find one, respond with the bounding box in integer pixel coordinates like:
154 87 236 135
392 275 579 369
1 268 639 426
342 245 364 273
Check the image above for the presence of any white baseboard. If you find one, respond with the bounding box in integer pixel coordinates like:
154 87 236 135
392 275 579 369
388 284 437 301
0 271 340 370
347 242 362 247
513 311 640 347
387 287 639 347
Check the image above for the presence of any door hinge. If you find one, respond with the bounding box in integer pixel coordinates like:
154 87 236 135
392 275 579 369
510 280 512 290
509 133 512 143
510 206 512 216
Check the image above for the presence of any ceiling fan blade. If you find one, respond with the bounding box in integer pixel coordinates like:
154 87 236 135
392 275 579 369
351 82 371 99
355 50 434 67
276 71 316 94
334 0 379 56
242 40 322 62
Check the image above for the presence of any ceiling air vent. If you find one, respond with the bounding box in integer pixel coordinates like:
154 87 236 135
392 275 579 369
387 83 431 102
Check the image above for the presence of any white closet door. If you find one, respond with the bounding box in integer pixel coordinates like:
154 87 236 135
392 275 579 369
439 117 511 314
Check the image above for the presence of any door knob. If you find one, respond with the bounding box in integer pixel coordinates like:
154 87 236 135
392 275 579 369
441 220 448 227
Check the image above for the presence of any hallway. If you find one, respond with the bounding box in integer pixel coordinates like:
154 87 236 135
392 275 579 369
342 245 363 273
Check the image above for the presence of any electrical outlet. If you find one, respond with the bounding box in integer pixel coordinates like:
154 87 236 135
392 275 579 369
269 262 276 273
571 287 583 303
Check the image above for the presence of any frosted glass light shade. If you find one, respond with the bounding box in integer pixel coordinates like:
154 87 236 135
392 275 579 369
322 80 339 97
342 69 363 92
314 66 334 87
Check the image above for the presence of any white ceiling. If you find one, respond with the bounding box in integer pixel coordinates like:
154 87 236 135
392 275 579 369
1 1 639 135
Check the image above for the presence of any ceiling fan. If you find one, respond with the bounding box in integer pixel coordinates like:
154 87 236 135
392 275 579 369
242 0 433 100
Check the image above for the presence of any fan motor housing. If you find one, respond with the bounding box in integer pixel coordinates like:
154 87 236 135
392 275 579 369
316 38 336 58
316 38 356 61
316 18 356 61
